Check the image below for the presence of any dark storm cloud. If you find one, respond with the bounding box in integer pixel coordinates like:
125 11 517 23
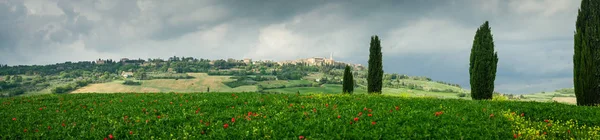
0 0 581 94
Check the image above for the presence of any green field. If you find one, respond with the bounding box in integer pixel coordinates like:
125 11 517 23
264 84 464 99
71 73 257 93
2 93 599 139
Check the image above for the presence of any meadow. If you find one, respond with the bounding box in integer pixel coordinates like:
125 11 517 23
1 92 599 139
72 73 256 93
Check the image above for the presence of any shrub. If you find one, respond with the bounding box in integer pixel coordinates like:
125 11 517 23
122 80 141 86
457 93 467 97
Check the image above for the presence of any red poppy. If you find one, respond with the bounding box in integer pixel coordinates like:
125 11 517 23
39 107 43 111
337 115 341 119
223 123 229 129
325 104 329 107
12 118 16 121
354 117 359 121
547 123 552 127
61 123 65 127
201 130 205 134
395 106 399 110
248 112 252 116
231 117 236 123
24 128 27 133
290 104 293 107
371 121 376 125
157 115 161 119
358 112 363 116
109 134 114 139
48 126 51 130
435 111 444 117
195 110 199 114
313 108 317 113
104 138 108 140
544 119 549 123
389 109 393 112
489 114 494 118
520 113 524 117
368 114 372 117
568 130 571 134
543 132 547 135
170 102 173 104
299 136 305 139
129 131 133 135
513 134 518 139
368 109 372 113
363 107 367 111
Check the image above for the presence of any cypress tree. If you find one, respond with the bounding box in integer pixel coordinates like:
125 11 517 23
469 21 498 100
368 35 383 94
573 0 600 106
343 65 354 94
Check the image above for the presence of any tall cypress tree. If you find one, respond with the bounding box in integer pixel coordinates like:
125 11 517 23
343 65 354 94
573 0 600 106
368 35 383 94
469 21 498 100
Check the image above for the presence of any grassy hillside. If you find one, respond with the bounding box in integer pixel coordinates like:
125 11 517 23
72 73 256 93
521 88 576 104
1 93 599 139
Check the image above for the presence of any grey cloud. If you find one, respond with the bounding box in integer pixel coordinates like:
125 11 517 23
0 0 582 94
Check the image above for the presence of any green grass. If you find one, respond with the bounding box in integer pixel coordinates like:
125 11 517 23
265 84 463 99
1 93 599 139
521 88 576 102
396 79 465 93
70 73 257 93
264 84 359 94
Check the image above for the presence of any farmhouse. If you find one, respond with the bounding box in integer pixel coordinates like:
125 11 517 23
121 71 134 78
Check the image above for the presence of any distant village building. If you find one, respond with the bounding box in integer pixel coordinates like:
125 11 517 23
243 58 252 64
95 59 106 65
121 71 134 78
120 58 130 62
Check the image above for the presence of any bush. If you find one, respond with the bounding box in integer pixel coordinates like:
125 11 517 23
123 80 141 86
52 85 74 94
457 93 467 97
8 89 25 96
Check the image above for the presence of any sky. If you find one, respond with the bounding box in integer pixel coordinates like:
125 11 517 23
0 0 581 94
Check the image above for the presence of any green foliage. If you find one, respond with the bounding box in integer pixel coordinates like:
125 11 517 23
2 93 600 139
147 72 194 80
342 65 354 94
457 93 467 97
223 78 257 88
368 35 383 94
122 80 142 86
51 85 74 94
573 0 600 106
469 21 498 100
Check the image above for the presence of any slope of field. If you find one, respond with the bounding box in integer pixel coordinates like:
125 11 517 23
72 73 256 93
264 84 464 99
521 88 576 104
1 93 599 139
